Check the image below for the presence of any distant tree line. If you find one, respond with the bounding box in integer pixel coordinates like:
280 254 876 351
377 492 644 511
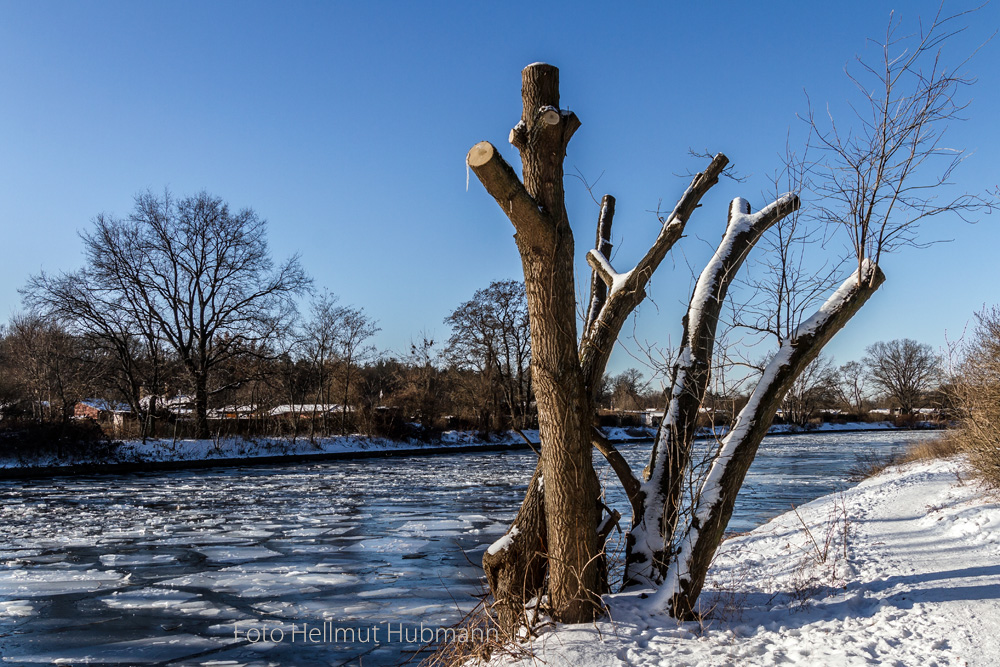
775 338 945 427
0 192 534 441
0 190 949 444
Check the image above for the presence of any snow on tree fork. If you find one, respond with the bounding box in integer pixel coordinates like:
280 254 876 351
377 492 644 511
623 193 801 589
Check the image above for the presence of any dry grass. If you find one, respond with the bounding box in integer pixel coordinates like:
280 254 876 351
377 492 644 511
418 599 539 667
848 432 964 482
944 425 1000 492
965 436 1000 491
949 306 1000 492
895 432 964 464
966 442 1000 491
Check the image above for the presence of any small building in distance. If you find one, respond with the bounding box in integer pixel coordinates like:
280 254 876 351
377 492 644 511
73 399 131 430
269 404 349 419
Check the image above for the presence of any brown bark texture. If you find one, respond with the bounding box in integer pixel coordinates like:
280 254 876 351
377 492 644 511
469 63 601 624
481 467 547 630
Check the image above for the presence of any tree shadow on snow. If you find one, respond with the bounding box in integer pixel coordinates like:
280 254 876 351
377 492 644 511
706 563 1000 632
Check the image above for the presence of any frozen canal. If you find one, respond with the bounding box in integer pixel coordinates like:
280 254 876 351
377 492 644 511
0 430 938 665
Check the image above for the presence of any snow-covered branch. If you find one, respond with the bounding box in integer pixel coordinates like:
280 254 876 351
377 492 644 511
580 153 729 398
585 248 619 288
584 195 616 336
651 259 885 619
623 192 800 587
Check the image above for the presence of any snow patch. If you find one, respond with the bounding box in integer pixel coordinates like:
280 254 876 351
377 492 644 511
488 525 520 556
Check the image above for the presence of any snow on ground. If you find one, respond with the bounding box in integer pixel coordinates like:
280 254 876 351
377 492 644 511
493 457 1000 666
0 427 650 471
0 423 910 472
0 430 546 471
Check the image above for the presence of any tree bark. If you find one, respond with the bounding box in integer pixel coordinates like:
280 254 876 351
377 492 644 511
654 261 885 619
585 195 615 334
482 467 547 631
592 427 641 519
468 63 601 624
579 154 729 398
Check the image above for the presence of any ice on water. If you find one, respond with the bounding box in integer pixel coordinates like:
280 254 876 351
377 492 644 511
0 452 522 664
0 433 936 664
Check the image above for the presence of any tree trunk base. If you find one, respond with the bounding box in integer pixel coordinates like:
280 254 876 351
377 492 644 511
482 466 547 633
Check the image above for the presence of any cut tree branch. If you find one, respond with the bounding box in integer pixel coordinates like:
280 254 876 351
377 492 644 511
585 195 615 336
467 141 553 243
585 248 620 287
580 153 729 398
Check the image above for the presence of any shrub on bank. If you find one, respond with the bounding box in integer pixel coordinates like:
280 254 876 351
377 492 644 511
848 433 963 482
950 306 1000 491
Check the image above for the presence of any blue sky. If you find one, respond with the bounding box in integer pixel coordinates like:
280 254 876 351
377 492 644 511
1 1 997 386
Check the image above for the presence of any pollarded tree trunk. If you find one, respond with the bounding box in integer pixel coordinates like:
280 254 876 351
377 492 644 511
468 64 602 624
469 64 729 628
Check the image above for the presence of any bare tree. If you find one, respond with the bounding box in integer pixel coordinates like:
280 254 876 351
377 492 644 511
863 338 941 414
0 315 94 421
331 306 379 434
393 335 446 428
29 191 310 438
610 368 645 414
781 354 838 426
730 149 843 351
354 355 401 435
0 325 14 411
836 360 869 416
444 280 531 430
620 196 880 614
466 7 990 628
805 6 992 277
24 267 172 438
275 352 311 440
302 290 341 438
622 7 990 619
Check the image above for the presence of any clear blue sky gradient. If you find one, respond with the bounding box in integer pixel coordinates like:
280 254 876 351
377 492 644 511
1 1 997 386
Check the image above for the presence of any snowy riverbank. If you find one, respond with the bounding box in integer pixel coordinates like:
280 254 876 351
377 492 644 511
0 426 644 475
491 456 1000 666
0 421 921 476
